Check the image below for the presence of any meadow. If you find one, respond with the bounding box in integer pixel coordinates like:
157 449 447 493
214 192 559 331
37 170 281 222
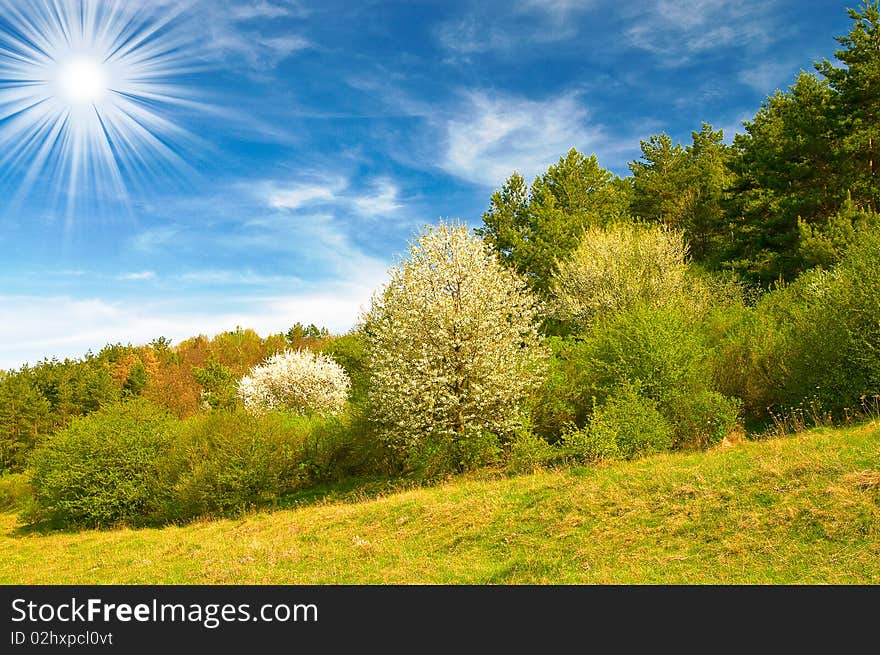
2 422 877 584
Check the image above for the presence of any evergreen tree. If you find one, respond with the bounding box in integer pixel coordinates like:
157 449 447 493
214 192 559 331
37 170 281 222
816 0 880 211
478 149 630 295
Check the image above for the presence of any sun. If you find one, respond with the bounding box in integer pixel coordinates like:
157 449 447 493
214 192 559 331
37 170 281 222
0 0 204 210
55 55 111 108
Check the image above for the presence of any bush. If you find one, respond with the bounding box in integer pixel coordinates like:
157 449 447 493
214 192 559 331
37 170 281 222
705 302 789 423
562 423 619 462
528 336 593 440
584 302 711 406
322 332 370 403
163 411 291 519
24 399 367 527
585 386 674 460
0 473 33 512
727 234 880 420
26 400 178 527
237 349 350 416
577 303 741 448
405 428 502 480
782 232 880 413
563 385 673 461
506 428 559 473
664 390 741 448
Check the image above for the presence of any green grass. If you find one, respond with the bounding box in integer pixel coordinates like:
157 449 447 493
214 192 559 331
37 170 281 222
1 422 878 584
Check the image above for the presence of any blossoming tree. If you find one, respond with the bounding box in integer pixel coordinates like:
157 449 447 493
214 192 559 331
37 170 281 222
237 349 350 415
363 220 548 471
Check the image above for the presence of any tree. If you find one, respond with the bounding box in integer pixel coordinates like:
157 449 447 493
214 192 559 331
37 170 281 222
552 223 690 332
364 221 549 473
192 355 238 410
210 327 265 376
0 374 51 472
727 73 840 283
629 133 693 227
725 4 880 283
237 350 350 416
285 322 329 350
628 125 733 264
816 0 880 211
477 149 630 295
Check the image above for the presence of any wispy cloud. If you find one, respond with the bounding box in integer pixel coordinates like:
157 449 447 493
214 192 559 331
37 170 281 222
149 0 311 70
177 270 305 286
624 0 773 65
269 178 345 210
118 271 157 281
352 179 402 216
738 60 801 93
435 0 593 55
440 90 606 187
230 0 305 21
130 227 181 253
267 175 403 217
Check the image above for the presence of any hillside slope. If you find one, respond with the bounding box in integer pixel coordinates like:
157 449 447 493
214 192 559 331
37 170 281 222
2 422 878 584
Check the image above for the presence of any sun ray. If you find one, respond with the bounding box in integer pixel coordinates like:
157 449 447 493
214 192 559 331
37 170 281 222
0 0 206 216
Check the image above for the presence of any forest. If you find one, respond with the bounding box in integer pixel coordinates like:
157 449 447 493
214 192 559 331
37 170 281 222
1 2 878 530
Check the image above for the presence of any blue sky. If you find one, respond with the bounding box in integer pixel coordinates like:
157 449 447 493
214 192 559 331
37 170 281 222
0 0 856 369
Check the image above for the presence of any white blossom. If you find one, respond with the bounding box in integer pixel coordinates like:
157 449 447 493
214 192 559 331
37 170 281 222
237 349 350 416
363 220 548 454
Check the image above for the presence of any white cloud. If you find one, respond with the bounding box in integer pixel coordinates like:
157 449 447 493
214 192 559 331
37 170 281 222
266 176 403 217
230 1 304 21
435 0 592 54
177 270 305 285
269 179 343 209
738 60 799 93
441 91 605 187
148 0 311 70
118 271 157 281
130 227 180 253
625 0 773 65
257 35 311 59
352 179 402 216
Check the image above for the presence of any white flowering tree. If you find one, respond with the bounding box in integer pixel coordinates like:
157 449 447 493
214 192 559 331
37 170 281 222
237 349 350 416
363 220 548 471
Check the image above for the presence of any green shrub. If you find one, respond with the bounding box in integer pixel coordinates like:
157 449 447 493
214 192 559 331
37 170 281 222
322 332 370 402
552 223 689 331
163 411 289 520
24 399 367 527
506 428 558 472
664 390 741 448
586 386 674 460
735 234 880 419
705 303 789 423
583 303 711 406
164 410 361 521
529 336 593 440
0 473 33 512
785 233 880 413
405 428 502 481
26 400 178 528
536 303 741 448
562 423 619 462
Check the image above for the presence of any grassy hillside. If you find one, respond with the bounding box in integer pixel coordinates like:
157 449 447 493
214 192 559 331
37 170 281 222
1 422 879 584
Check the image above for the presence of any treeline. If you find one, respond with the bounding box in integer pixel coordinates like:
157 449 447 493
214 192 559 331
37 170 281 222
0 323 338 473
2 3 879 529
481 3 879 288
